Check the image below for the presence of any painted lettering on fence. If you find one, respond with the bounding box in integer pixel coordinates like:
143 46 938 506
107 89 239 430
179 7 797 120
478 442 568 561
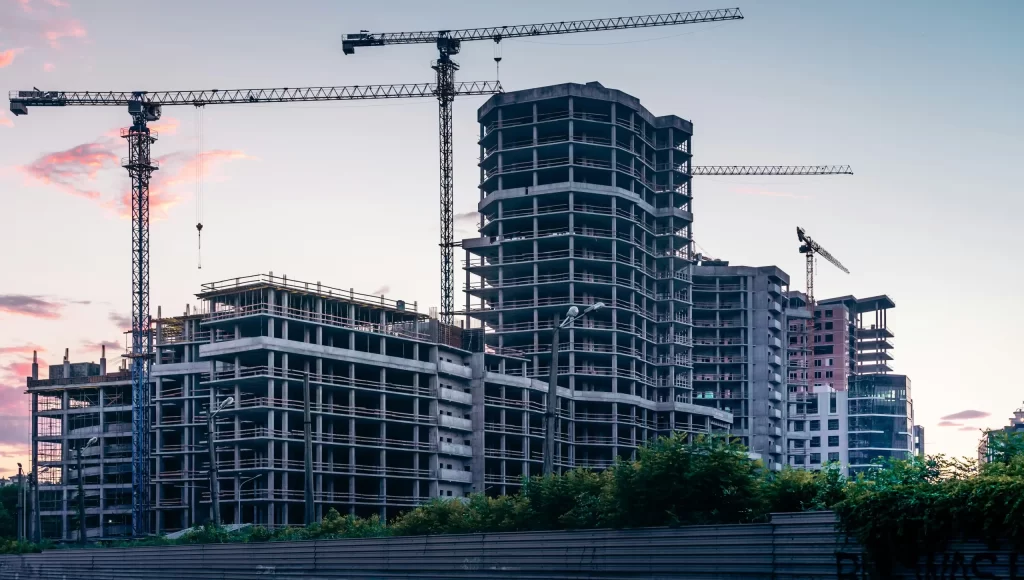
837 551 1021 579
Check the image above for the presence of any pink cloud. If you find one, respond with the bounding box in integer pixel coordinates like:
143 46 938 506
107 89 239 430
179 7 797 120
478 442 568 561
0 117 13 128
80 339 121 353
940 409 990 421
958 426 980 432
936 421 961 428
45 0 70 6
0 48 25 68
0 345 44 356
2 360 41 381
0 295 64 319
15 0 32 12
43 19 86 49
113 149 253 219
0 354 47 407
21 141 120 200
23 130 251 218
43 62 55 72
108 311 132 331
104 117 180 138
0 442 31 477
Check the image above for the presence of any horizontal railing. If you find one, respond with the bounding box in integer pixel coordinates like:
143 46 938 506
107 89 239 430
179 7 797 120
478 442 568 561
206 302 432 342
213 427 437 451
207 365 431 397
200 273 418 313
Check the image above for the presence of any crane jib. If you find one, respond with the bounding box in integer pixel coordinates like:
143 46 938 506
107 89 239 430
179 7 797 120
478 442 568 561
8 82 502 114
342 8 743 48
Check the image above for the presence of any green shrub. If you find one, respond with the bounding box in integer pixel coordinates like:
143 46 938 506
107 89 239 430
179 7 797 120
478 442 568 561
612 434 765 527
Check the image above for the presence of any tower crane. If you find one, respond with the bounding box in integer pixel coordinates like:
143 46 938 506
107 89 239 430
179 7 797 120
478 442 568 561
342 8 745 325
796 226 849 305
691 165 853 176
9 79 501 537
687 165 854 264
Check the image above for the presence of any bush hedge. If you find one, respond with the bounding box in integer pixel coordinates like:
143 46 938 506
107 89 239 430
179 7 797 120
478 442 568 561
3 429 1023 577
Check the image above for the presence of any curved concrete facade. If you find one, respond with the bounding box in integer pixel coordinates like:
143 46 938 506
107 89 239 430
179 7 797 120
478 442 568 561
464 82 731 481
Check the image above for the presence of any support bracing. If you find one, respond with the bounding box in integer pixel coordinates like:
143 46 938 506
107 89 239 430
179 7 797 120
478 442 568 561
433 37 460 326
123 96 160 537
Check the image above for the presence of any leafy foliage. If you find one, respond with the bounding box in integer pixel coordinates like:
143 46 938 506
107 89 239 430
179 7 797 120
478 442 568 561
833 453 1024 576
6 429 1022 577
612 435 764 527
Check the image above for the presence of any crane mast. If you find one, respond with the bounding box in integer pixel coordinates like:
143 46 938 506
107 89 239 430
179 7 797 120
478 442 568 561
10 80 500 537
796 226 849 305
343 8 744 325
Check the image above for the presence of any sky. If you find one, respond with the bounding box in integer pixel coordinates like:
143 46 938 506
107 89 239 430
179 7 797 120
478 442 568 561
0 0 1021 476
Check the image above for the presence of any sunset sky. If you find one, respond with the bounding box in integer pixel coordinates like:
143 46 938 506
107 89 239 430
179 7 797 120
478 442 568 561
1 0 1021 476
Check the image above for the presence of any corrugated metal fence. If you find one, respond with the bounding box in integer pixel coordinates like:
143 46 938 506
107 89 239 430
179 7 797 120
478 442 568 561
0 512 1019 579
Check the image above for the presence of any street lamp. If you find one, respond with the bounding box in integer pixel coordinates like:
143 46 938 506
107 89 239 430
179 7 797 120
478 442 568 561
207 396 234 527
76 437 98 544
16 463 23 541
32 466 50 543
236 474 260 525
543 303 605 476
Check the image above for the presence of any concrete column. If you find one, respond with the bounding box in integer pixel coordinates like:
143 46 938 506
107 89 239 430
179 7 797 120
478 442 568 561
268 288 276 338
281 291 289 341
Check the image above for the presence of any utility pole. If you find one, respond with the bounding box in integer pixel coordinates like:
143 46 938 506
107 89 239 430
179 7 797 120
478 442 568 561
303 371 314 526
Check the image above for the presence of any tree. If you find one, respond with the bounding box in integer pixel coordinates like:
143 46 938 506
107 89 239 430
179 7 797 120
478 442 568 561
611 434 765 528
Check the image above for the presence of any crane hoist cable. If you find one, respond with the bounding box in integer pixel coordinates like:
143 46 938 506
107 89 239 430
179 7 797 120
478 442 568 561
195 105 205 269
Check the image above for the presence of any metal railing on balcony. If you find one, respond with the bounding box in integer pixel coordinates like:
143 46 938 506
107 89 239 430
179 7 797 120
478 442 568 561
213 427 437 451
205 302 431 342
207 365 431 397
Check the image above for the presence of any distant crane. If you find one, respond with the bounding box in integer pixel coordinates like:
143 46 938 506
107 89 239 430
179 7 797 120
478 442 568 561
8 80 501 537
342 8 745 325
796 226 850 305
691 165 852 176
689 165 854 262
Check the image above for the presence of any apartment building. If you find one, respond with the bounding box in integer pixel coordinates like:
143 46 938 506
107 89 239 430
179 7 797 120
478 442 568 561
691 262 788 470
786 293 916 473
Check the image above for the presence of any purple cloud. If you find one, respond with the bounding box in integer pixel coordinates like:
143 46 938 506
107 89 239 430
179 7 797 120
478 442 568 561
940 410 991 421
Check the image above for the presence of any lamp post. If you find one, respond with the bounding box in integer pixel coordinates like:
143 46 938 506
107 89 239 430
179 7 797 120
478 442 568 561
31 466 49 543
303 372 314 526
206 396 234 527
543 303 605 477
16 463 23 541
236 474 260 525
76 437 98 544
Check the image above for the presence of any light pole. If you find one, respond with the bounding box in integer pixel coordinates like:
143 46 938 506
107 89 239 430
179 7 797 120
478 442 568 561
236 474 260 525
31 466 49 543
206 396 234 527
16 463 23 541
76 437 98 544
303 371 314 526
543 303 605 477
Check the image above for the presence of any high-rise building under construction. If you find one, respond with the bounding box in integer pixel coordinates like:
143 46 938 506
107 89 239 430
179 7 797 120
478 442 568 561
462 81 732 476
